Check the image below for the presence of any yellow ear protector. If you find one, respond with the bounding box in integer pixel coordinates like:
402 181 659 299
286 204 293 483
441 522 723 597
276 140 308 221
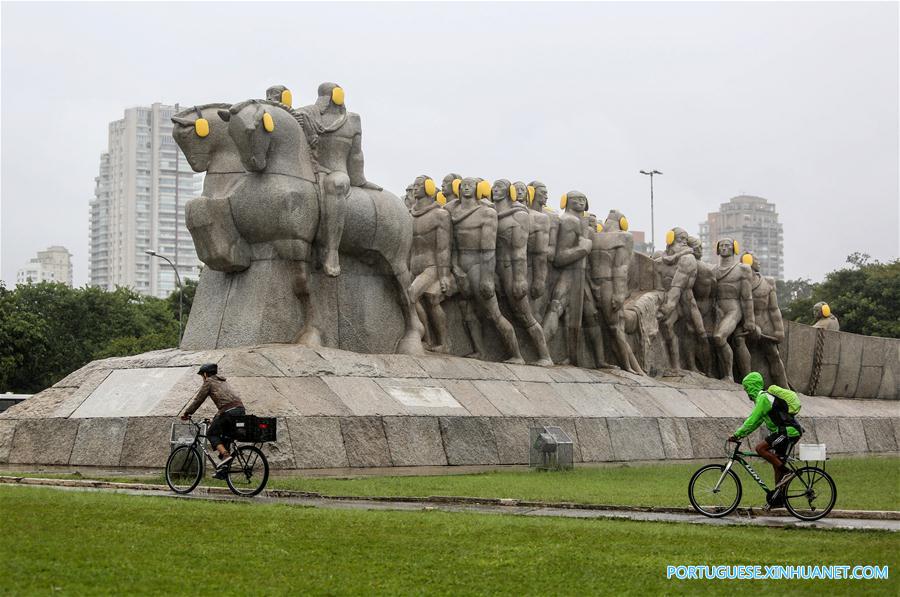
452 178 461 197
733 240 739 254
436 191 447 206
821 303 831 318
619 216 629 231
424 177 436 197
476 179 491 200
262 111 275 133
596 223 603 233
193 106 209 138
560 193 568 209
741 253 754 266
527 185 536 204
332 86 345 105
281 89 293 107
666 230 675 245
509 183 518 202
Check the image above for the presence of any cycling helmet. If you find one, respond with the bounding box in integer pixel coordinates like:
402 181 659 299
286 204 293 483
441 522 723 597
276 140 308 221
197 363 218 376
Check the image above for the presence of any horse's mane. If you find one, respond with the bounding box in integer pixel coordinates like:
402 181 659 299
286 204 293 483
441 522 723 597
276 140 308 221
173 103 232 119
229 98 297 117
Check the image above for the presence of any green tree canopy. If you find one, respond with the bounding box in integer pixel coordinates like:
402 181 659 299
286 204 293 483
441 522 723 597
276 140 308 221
781 254 899 338
0 282 178 393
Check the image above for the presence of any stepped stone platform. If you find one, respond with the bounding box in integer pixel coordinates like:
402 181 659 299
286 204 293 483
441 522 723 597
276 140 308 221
1 345 897 470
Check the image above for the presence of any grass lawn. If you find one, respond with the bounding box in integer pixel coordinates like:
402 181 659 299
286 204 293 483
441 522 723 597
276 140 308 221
1 486 897 596
9 455 898 511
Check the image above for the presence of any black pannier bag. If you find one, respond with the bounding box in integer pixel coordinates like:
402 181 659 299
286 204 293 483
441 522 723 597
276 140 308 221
231 415 277 442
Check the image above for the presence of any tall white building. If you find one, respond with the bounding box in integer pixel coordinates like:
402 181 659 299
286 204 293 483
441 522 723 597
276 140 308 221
89 103 203 298
698 195 784 281
16 246 74 286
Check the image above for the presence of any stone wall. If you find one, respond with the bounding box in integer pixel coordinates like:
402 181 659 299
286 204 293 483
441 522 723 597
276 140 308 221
180 250 899 400
1 345 896 469
778 321 899 400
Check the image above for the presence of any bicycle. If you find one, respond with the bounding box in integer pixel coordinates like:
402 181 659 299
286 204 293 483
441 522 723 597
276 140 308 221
688 439 836 521
165 415 271 497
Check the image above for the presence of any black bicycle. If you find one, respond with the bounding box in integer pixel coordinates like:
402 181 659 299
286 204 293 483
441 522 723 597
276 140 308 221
688 439 836 521
165 415 274 497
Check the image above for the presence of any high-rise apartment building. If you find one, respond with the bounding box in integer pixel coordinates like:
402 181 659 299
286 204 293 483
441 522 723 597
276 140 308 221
16 246 74 286
89 103 202 298
697 195 784 280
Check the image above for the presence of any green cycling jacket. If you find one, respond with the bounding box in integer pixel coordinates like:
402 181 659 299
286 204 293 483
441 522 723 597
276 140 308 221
734 372 801 439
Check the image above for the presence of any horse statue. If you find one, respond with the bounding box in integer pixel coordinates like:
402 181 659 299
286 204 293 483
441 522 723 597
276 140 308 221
215 99 424 354
172 103 251 272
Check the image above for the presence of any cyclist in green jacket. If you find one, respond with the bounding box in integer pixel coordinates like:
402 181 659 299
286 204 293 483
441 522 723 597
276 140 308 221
728 371 802 489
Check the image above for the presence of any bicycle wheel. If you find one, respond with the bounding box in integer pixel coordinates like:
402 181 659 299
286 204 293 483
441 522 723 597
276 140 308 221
225 445 269 497
689 464 742 517
165 445 203 494
783 466 837 521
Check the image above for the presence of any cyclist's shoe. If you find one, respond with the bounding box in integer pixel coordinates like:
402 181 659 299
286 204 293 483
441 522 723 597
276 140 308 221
774 472 794 490
216 455 234 470
766 489 785 509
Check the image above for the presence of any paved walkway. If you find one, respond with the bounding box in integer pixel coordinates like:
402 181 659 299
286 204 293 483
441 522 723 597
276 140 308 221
3 478 898 532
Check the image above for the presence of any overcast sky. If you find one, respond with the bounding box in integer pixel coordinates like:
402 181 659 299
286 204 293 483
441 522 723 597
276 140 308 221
2 1 898 286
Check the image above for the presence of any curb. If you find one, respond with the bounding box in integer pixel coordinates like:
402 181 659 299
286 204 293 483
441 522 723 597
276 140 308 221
2 475 897 521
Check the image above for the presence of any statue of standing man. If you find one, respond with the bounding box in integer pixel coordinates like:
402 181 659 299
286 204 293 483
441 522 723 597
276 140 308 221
409 175 453 353
448 178 524 363
492 180 553 366
297 82 382 277
591 210 645 374
712 238 756 380
542 191 593 365
733 252 789 388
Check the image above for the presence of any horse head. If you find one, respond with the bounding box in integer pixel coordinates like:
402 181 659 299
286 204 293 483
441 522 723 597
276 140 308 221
221 100 308 176
172 103 238 173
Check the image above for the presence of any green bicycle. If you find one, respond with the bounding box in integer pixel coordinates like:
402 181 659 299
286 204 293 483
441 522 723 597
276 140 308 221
688 439 836 521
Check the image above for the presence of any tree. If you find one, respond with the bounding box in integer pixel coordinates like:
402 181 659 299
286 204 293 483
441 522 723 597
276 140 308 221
0 282 178 393
166 277 198 327
776 277 815 312
780 255 900 338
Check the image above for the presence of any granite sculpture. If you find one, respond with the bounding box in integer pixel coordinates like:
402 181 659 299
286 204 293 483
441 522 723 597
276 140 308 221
172 104 252 273
216 98 423 354
733 252 789 387
447 178 523 362
581 213 611 368
438 172 462 207
491 180 553 366
711 238 755 380
590 210 645 374
654 228 706 372
689 236 717 376
172 83 829 387
813 302 840 331
409 175 453 353
542 191 593 365
525 182 552 318
295 83 382 277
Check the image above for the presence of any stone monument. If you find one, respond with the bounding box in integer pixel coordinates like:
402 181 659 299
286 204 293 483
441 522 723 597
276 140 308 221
542 191 593 365
590 210 645 374
813 302 840 331
408 175 453 353
711 238 755 380
1 81 895 474
491 180 553 366
447 178 523 362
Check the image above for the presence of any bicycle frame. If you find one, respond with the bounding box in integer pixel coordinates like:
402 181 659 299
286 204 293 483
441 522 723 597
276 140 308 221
182 418 263 472
713 441 799 495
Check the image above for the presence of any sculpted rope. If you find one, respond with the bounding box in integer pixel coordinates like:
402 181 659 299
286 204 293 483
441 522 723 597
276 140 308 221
807 327 825 395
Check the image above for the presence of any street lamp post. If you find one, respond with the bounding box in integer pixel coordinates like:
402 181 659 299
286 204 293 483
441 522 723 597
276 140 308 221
639 169 663 254
145 249 183 344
